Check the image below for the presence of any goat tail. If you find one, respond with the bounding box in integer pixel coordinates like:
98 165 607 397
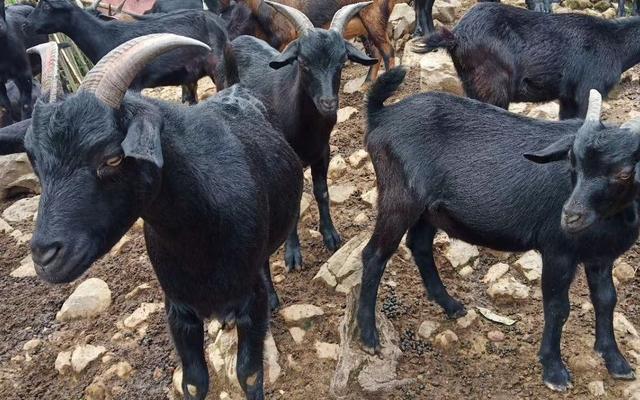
223 43 240 87
367 67 407 132
413 28 457 54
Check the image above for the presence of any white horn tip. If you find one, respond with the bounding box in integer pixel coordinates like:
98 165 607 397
589 89 602 103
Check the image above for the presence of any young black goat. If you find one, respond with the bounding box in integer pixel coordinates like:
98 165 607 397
229 1 377 271
415 3 640 119
0 35 302 400
27 0 228 104
359 68 640 391
0 1 46 125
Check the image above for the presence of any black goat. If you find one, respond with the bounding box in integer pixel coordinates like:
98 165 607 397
415 3 640 119
27 0 228 104
1 35 302 400
145 0 206 14
359 67 640 392
0 80 41 128
229 1 377 271
0 1 46 125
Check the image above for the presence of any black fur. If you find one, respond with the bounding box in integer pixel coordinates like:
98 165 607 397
360 68 639 392
416 3 640 119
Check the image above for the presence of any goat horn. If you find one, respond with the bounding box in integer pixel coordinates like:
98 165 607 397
584 89 602 123
79 34 210 109
621 118 640 134
115 0 127 13
264 0 314 36
88 0 101 10
27 42 61 103
329 1 372 35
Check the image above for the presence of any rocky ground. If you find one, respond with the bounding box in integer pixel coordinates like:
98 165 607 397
3 1 640 399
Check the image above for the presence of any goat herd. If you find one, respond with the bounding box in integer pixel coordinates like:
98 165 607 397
1 0 640 398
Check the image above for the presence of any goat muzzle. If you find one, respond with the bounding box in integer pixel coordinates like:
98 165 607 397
78 33 211 109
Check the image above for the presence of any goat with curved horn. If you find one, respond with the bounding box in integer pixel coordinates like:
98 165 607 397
329 1 373 35
79 33 211 109
584 89 602 123
27 42 61 103
264 0 314 35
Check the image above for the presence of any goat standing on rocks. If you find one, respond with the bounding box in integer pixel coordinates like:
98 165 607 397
360 67 640 392
1 34 302 400
229 1 378 271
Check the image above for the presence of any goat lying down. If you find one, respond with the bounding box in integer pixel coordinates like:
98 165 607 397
360 67 640 392
1 35 302 400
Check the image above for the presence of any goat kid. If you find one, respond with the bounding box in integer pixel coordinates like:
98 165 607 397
360 67 640 391
1 35 302 400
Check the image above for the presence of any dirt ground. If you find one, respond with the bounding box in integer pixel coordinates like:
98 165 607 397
3 4 640 400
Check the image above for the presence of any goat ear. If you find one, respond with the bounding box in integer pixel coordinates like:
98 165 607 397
345 42 378 66
269 41 299 69
0 118 30 155
121 114 163 168
523 135 575 164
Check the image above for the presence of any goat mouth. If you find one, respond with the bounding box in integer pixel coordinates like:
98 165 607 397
34 249 94 284
561 215 595 235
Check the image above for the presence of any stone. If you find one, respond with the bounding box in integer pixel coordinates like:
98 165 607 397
109 234 131 256
343 75 367 94
456 309 478 329
56 278 112 321
487 330 505 342
337 106 358 124
0 153 39 200
433 0 461 23
420 49 464 96
10 255 36 278
300 192 313 216
314 264 338 288
508 103 528 114
459 265 474 277
514 250 543 282
444 239 479 268
565 0 592 9
124 283 151 300
360 188 377 208
208 320 222 338
487 276 530 302
329 184 357 204
23 338 42 352
71 344 107 373
313 233 369 291
588 380 605 397
602 7 616 18
112 361 133 379
614 312 639 338
483 263 510 284
289 327 306 344
389 3 416 39
279 304 324 325
418 321 440 340
2 195 40 224
173 367 184 396
402 40 426 67
315 341 340 360
568 354 598 373
593 0 611 11
328 155 348 180
354 212 368 224
0 217 12 233
264 333 281 385
55 350 72 375
613 261 635 284
434 330 459 350
348 149 369 168
528 102 560 120
123 302 164 329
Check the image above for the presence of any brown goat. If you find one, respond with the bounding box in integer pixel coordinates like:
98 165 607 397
225 0 396 80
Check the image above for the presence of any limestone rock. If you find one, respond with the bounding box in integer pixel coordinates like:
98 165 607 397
300 192 313 216
444 239 479 268
343 75 367 94
433 0 461 23
613 261 635 284
208 320 222 338
328 155 348 180
614 312 639 338
315 341 340 360
434 330 459 350
418 320 440 339
10 255 36 278
279 304 324 326
487 330 505 342
487 276 530 302
514 250 543 282
588 380 605 397
23 338 42 352
123 302 164 329
565 0 593 9
456 309 478 329
329 184 357 204
337 107 358 124
459 265 474 277
528 102 560 120
289 327 306 344
0 153 39 200
360 188 377 208
568 354 598 373
483 263 509 284
71 344 106 373
420 49 464 96
313 233 369 292
55 350 72 375
56 278 112 321
388 2 416 39
348 149 369 168
2 195 40 224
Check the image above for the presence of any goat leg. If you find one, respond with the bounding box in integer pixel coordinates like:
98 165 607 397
181 83 198 105
407 219 466 318
284 209 303 271
311 148 341 252
236 284 268 400
262 260 280 311
585 261 636 380
166 301 209 400
538 253 577 392
0 83 14 126
15 75 33 121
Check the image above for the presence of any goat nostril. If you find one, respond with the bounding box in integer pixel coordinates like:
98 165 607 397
32 243 61 266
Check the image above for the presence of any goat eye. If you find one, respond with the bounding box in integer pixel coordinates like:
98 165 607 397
105 155 123 167
616 171 633 181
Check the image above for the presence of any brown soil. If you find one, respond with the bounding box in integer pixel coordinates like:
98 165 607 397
3 10 640 400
